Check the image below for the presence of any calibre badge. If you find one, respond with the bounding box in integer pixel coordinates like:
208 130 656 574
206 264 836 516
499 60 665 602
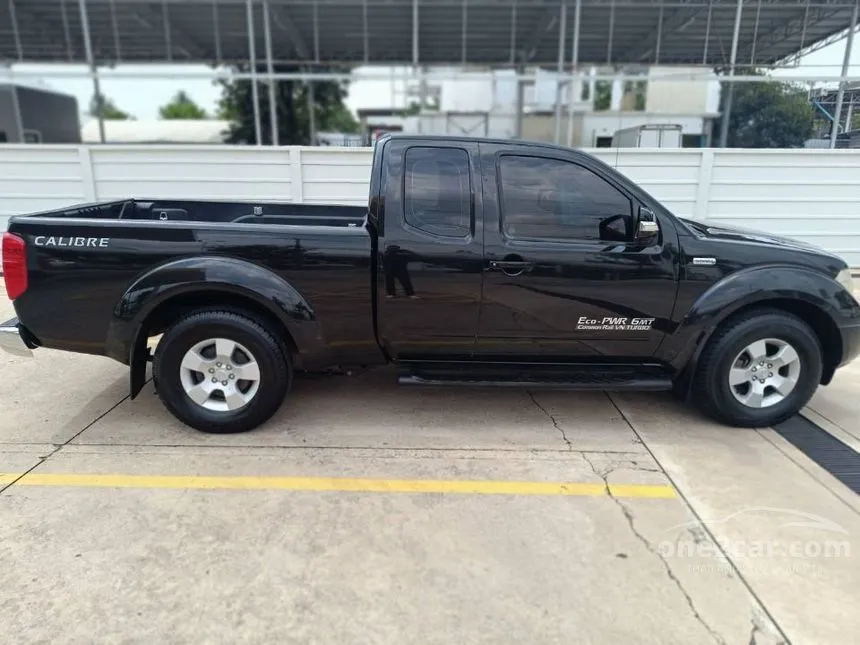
34 236 110 248
576 317 655 331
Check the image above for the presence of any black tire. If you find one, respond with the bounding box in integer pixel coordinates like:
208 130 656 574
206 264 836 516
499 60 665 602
692 308 823 428
153 310 291 433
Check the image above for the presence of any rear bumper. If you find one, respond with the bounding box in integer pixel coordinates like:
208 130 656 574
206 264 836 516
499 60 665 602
0 318 33 357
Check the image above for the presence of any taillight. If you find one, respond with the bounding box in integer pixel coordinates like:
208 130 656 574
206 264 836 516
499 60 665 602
2 232 28 300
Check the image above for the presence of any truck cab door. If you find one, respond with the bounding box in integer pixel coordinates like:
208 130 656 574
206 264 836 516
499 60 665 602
375 139 484 361
476 144 680 361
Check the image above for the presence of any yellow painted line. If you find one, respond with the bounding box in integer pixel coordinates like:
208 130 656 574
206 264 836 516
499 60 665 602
0 473 675 499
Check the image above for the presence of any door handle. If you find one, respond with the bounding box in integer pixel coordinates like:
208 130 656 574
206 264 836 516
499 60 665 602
489 261 532 269
488 260 534 276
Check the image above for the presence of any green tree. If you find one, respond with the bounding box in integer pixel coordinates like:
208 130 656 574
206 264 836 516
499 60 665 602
159 91 208 119
399 95 440 116
594 81 612 111
89 94 132 120
217 65 359 145
400 101 422 117
716 79 814 148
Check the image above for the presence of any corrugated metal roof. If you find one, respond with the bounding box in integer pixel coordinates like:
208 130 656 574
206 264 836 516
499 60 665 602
1 0 857 67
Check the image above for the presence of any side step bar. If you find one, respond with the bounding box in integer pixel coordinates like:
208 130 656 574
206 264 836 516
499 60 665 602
398 375 672 391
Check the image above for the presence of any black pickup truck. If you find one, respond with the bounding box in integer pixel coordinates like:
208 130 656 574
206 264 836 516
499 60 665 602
2 135 859 433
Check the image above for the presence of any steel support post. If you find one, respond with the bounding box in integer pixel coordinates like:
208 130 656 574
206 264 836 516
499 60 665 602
554 2 568 144
262 0 278 145
718 0 745 148
831 0 859 147
246 0 263 146
78 0 105 144
566 0 581 147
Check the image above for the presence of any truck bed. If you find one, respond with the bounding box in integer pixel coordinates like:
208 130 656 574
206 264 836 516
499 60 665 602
22 198 367 228
7 197 377 369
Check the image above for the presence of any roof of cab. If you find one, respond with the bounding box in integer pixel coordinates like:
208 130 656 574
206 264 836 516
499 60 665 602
380 133 587 156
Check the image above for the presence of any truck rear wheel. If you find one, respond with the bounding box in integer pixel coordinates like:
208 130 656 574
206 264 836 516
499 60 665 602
692 309 822 427
153 310 291 433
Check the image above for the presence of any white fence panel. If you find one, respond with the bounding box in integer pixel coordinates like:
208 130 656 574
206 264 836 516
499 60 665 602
706 150 860 265
591 149 702 219
0 146 88 231
1 144 859 265
299 148 373 205
90 146 295 202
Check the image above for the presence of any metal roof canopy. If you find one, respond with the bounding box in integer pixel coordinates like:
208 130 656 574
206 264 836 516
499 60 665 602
1 0 859 68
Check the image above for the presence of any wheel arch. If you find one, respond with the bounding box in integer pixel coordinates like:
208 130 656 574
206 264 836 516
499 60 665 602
108 256 327 399
672 296 842 401
144 288 302 354
666 265 853 401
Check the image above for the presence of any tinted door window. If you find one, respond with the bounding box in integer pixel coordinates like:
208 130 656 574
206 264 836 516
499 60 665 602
404 147 471 238
498 155 632 242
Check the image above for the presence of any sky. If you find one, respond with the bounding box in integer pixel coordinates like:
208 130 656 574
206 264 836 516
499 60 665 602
3 37 859 122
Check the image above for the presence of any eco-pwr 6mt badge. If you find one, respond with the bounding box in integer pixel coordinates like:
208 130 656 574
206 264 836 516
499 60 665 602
576 316 655 331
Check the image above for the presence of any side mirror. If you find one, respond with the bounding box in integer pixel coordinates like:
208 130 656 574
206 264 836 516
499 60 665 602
635 206 659 241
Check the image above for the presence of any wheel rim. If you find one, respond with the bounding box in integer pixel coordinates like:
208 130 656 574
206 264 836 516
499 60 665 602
728 338 802 409
179 338 261 413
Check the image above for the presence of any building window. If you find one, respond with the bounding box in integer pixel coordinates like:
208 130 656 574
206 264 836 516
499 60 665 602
498 155 633 242
682 134 703 148
622 80 648 111
404 147 471 238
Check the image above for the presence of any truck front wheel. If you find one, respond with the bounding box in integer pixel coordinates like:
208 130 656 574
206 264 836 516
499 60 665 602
153 310 291 433
692 309 823 427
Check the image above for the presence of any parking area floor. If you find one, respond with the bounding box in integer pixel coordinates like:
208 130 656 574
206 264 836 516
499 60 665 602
1 292 859 645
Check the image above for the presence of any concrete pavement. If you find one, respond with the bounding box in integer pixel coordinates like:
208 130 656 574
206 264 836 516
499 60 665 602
613 391 860 645
1 392 786 645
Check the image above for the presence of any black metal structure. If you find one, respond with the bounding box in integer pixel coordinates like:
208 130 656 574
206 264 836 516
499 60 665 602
1 0 859 67
773 415 860 494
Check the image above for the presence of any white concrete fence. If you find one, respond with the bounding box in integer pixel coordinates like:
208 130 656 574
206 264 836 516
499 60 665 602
2 145 859 265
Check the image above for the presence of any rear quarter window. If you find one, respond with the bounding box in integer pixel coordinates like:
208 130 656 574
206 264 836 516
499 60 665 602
403 147 472 238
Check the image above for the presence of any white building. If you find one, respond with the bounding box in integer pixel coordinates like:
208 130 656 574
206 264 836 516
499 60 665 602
389 66 720 147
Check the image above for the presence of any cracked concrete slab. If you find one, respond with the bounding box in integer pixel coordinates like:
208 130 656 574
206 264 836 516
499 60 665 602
74 369 631 451
1 444 781 645
612 391 860 645
527 389 647 452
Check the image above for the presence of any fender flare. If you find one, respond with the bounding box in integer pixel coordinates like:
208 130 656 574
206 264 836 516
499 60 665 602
106 256 326 397
661 264 853 397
